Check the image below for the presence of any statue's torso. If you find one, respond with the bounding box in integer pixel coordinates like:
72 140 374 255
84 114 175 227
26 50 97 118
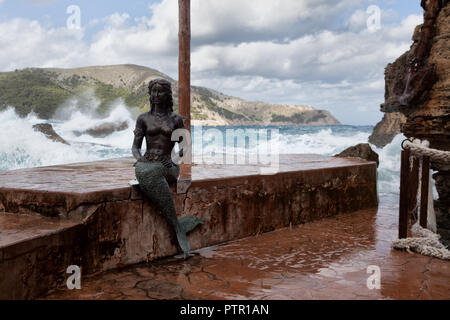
139 112 181 156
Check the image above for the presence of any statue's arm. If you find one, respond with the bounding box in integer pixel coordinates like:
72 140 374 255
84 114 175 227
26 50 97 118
132 116 146 161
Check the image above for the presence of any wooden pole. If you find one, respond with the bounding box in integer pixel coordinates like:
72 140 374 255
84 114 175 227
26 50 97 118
408 156 420 224
399 150 410 239
178 0 191 133
420 156 430 228
177 0 192 194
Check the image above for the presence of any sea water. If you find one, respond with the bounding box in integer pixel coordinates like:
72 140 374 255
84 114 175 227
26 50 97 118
0 104 423 202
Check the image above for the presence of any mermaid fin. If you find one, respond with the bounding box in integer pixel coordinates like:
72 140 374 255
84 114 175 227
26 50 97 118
179 216 204 234
175 228 190 260
175 216 203 260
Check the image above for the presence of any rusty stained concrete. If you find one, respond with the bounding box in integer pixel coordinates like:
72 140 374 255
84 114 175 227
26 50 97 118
0 155 378 299
43 197 450 300
0 155 376 220
0 155 373 214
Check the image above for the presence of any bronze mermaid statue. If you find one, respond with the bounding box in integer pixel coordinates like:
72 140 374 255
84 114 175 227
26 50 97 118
132 78 202 259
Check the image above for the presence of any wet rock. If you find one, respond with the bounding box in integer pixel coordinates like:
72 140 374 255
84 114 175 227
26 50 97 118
369 112 406 148
74 121 129 137
380 51 412 113
335 143 379 167
32 123 69 145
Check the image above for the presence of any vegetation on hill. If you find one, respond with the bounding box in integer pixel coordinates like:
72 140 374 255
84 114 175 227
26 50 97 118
271 110 328 124
0 69 71 118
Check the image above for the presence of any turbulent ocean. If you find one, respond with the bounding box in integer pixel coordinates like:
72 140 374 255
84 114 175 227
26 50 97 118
1 103 432 202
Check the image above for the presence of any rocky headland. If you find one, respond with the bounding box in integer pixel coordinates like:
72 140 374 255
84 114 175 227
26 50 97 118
0 64 340 127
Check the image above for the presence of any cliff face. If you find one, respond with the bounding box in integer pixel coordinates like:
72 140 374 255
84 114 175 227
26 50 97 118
378 0 450 244
0 65 340 126
400 2 450 151
380 0 449 151
368 112 406 148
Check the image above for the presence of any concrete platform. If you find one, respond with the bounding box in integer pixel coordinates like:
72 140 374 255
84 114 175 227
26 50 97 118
0 154 377 299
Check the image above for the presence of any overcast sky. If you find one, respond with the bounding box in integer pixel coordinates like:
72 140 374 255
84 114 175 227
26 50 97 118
0 0 423 125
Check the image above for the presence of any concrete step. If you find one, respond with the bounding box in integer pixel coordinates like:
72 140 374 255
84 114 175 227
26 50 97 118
0 212 81 299
0 212 79 248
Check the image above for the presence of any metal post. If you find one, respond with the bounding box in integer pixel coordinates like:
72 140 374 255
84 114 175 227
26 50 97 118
177 0 192 194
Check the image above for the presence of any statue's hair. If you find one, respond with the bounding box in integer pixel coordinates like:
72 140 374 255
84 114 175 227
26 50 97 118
148 78 173 114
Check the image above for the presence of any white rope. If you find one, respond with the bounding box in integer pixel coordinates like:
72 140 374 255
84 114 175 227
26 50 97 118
392 223 450 260
403 138 450 163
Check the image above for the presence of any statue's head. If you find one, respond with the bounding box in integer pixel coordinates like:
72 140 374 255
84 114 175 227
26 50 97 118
148 78 173 113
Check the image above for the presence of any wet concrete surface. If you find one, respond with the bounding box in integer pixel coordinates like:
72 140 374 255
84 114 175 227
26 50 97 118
43 195 450 300
0 154 371 193
0 213 78 248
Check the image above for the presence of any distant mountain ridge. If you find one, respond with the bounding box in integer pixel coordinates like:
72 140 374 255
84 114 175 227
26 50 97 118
0 64 340 126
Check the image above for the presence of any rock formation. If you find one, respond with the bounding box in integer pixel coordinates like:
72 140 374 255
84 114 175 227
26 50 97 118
335 143 379 167
378 0 449 243
368 112 406 148
76 121 129 138
32 123 69 145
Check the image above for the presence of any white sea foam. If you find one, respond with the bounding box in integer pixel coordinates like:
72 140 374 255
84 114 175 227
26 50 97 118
0 106 129 171
55 99 135 149
272 128 370 155
372 134 404 195
0 106 416 197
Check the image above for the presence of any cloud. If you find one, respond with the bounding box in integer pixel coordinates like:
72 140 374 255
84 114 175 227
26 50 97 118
191 16 421 83
0 18 87 71
345 7 398 32
189 0 363 44
189 12 422 124
0 12 178 74
385 13 423 40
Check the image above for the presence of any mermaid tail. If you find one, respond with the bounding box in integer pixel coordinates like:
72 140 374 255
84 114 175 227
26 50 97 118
174 225 190 259
177 216 204 259
135 161 203 259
